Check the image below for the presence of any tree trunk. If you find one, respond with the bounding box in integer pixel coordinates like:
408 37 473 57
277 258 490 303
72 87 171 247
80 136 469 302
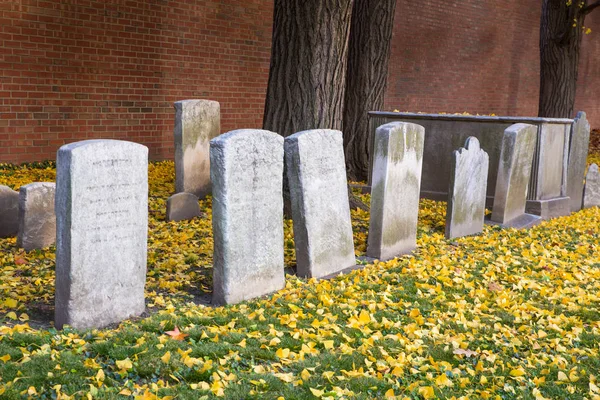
263 0 354 137
538 0 585 118
343 0 397 182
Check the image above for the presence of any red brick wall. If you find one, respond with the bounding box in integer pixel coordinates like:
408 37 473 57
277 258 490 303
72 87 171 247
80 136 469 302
1 0 599 164
384 1 600 126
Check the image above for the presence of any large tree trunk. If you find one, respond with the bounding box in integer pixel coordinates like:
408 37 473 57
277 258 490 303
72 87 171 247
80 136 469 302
343 0 397 182
538 0 585 118
263 0 354 137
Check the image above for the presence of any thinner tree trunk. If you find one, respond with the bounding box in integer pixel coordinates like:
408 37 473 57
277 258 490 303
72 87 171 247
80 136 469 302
263 0 354 137
343 0 397 182
538 0 584 118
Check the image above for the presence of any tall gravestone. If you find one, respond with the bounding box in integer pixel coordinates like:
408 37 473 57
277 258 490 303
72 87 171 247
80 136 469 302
445 137 489 239
285 129 355 277
0 185 19 238
174 100 220 198
211 130 285 305
583 163 600 209
55 140 148 329
567 111 591 212
490 123 540 228
17 182 56 251
367 122 425 260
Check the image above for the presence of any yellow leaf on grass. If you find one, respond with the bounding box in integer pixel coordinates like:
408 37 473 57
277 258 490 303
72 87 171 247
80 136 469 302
418 386 435 399
116 358 133 371
0 354 11 363
310 388 324 398
384 388 395 398
358 310 371 324
161 351 171 364
510 367 526 377
301 369 311 380
276 348 290 359
558 371 569 381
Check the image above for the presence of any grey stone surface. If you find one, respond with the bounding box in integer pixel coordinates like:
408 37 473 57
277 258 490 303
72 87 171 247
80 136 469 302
583 163 600 208
567 112 591 212
166 192 202 222
445 137 489 239
525 197 570 219
285 129 356 277
0 185 19 238
491 123 538 224
17 182 56 251
174 100 220 198
535 123 568 200
210 129 285 305
55 140 148 330
485 213 542 229
367 122 425 260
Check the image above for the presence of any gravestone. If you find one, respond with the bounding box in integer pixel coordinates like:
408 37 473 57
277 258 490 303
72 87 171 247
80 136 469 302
285 129 355 277
166 192 202 222
445 137 489 239
367 122 425 260
567 111 591 212
17 182 56 251
211 129 285 305
174 100 220 198
490 123 540 228
55 140 148 330
583 163 600 208
0 185 19 238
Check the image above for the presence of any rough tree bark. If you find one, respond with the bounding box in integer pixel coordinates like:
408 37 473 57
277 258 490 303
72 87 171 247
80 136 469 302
263 0 354 137
343 0 397 182
539 0 599 118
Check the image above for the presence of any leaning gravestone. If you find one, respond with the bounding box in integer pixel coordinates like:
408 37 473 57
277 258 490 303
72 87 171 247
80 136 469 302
211 130 285 305
583 163 600 208
445 137 489 239
367 122 425 260
166 192 202 222
55 140 148 329
567 111 591 212
174 100 220 198
0 185 19 238
490 123 540 228
17 182 56 251
285 129 355 277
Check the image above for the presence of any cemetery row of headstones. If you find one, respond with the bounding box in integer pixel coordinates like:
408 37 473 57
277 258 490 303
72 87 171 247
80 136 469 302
0 100 597 331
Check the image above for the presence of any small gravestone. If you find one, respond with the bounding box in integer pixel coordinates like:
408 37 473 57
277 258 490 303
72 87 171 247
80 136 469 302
445 137 489 239
166 192 202 222
567 111 591 212
0 185 19 238
211 129 285 305
490 123 540 228
583 163 600 209
367 122 425 260
55 140 148 330
285 129 355 278
174 100 220 198
17 182 56 251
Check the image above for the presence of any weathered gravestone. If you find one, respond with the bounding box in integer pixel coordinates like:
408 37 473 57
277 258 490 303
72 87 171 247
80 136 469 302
0 185 19 238
445 137 489 239
367 122 425 260
583 163 600 208
567 111 591 212
285 129 355 277
211 130 285 305
55 140 148 329
17 182 56 251
174 100 220 198
490 123 541 228
166 192 202 222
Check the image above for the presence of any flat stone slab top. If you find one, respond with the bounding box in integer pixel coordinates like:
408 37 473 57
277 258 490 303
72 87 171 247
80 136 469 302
174 99 221 199
17 182 56 251
285 129 356 278
55 139 149 330
584 163 600 209
367 122 425 260
491 123 538 225
0 185 19 238
445 137 489 239
166 192 202 222
567 111 591 212
210 129 285 305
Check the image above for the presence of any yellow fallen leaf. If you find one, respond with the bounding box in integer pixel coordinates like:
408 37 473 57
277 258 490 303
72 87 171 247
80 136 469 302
161 351 171 364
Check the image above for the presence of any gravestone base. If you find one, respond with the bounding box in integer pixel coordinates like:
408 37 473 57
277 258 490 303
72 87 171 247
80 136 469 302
349 183 371 194
485 213 542 229
525 197 570 219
